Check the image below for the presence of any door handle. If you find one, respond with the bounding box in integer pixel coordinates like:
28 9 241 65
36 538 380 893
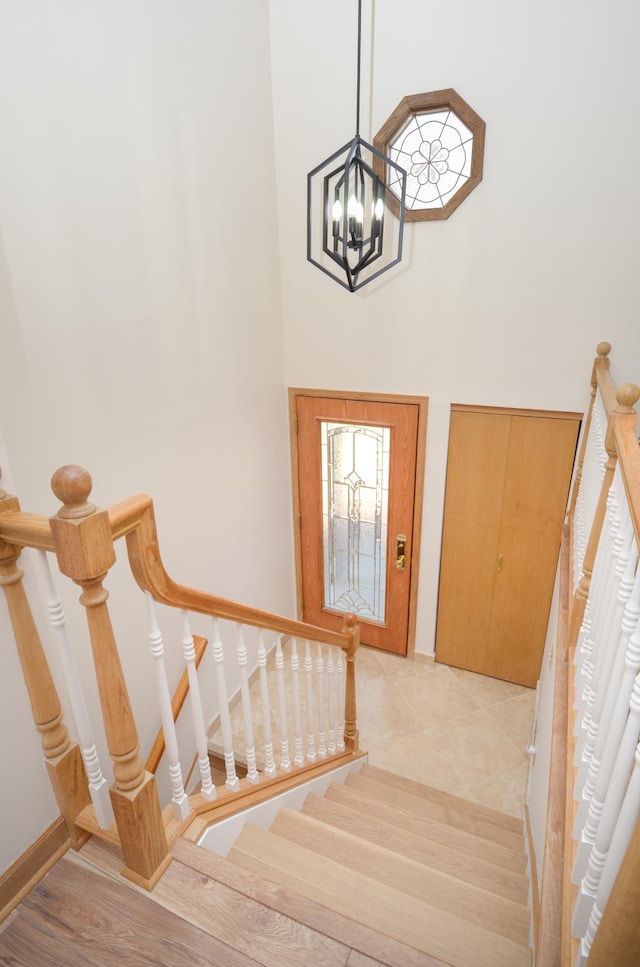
396 534 407 571
497 553 503 572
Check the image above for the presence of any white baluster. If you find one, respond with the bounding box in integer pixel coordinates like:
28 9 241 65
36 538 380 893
575 522 636 794
290 639 305 767
337 648 346 751
571 672 640 937
180 612 215 801
316 644 327 758
210 618 239 792
304 640 316 762
38 551 114 829
145 593 189 820
573 485 610 714
575 476 624 756
574 546 640 837
275 636 291 772
236 625 259 784
327 647 336 754
257 631 276 778
575 741 640 966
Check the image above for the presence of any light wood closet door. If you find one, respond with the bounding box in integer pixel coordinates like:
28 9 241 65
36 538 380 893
435 408 579 687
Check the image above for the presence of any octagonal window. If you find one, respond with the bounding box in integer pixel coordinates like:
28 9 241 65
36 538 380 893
374 89 485 221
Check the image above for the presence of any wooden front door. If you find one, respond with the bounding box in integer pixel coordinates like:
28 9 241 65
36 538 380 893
290 391 426 655
435 406 580 687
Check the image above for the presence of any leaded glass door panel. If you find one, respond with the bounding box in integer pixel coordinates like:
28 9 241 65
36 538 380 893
322 421 390 622
292 392 424 655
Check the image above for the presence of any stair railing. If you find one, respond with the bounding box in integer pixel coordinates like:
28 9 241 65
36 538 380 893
555 342 640 967
0 464 361 890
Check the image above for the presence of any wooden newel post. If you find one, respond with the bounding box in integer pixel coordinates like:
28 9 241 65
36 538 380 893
567 343 610 524
341 612 360 752
49 465 170 888
566 344 622 659
0 469 90 849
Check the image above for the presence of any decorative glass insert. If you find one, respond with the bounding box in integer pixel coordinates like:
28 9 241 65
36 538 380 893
387 110 473 212
321 421 390 623
374 89 485 222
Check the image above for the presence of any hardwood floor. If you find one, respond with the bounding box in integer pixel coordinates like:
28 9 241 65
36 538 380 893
0 847 397 967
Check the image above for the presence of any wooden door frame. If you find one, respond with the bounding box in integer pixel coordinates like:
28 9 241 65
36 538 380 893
288 388 428 659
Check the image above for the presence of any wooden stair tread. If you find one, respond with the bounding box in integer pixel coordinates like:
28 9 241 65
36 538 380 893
228 822 531 967
302 792 529 904
325 781 526 872
151 851 350 967
361 763 524 835
345 772 525 854
271 807 530 945
173 839 448 967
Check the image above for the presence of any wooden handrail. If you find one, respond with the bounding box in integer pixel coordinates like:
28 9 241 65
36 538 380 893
0 490 358 654
0 510 54 551
120 493 359 654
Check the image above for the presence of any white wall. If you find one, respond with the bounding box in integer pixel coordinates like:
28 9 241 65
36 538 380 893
0 0 288 874
3 0 640 881
269 0 640 654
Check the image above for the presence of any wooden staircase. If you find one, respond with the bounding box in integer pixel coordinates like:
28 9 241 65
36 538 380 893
0 763 532 967
188 763 532 967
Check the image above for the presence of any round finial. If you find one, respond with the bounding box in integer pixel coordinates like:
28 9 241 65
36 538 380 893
343 612 357 630
51 465 96 519
616 383 640 412
596 341 611 358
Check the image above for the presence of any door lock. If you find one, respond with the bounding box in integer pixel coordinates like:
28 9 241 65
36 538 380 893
396 534 407 571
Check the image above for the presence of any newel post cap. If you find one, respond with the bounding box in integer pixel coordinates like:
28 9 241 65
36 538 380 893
615 383 640 413
51 465 96 519
49 465 115 580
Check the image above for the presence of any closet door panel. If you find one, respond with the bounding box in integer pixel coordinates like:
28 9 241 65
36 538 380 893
487 415 579 685
435 410 510 671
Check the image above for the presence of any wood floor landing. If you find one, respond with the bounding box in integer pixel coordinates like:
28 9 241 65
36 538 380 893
0 850 401 967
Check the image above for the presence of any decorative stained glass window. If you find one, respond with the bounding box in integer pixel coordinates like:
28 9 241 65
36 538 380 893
321 421 390 623
374 89 485 222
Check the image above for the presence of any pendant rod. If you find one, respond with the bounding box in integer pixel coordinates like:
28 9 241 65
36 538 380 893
355 0 362 137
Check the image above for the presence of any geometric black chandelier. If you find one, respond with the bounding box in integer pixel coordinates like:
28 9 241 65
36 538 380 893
306 0 407 293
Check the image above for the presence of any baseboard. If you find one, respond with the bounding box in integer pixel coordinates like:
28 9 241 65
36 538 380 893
0 817 70 924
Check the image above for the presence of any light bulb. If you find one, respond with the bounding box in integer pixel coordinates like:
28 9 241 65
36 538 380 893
331 199 342 238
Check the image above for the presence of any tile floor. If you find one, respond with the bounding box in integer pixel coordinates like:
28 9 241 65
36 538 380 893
210 639 536 820
356 645 536 819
